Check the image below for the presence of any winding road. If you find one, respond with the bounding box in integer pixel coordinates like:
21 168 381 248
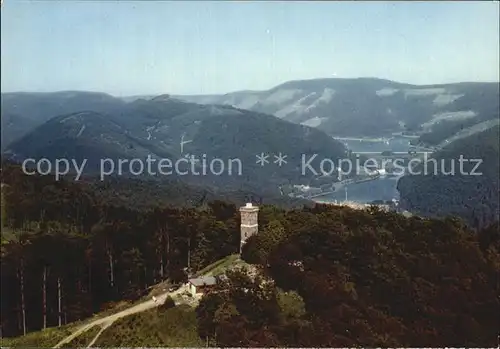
52 284 188 348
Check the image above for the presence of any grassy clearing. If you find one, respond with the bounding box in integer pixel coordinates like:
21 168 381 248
1 253 243 348
60 325 102 348
0 301 135 348
146 280 172 298
90 280 174 318
89 300 133 320
94 304 203 347
0 322 79 348
195 254 243 277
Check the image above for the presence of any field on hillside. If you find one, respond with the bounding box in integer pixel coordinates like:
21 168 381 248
93 304 203 347
0 253 249 348
0 322 80 347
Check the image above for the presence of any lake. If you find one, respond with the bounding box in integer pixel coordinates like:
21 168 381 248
317 136 412 204
338 137 412 152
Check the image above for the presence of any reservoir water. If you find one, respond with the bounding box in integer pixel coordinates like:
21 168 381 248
340 137 412 153
317 136 413 204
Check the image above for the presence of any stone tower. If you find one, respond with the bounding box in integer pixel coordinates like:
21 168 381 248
240 202 259 253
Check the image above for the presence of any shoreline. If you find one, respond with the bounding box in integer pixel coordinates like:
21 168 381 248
311 199 394 211
310 174 402 202
294 174 382 200
332 134 421 142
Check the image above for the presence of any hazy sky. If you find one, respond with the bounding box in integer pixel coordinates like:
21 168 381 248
1 1 499 96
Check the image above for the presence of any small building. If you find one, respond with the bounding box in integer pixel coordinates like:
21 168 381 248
188 276 217 297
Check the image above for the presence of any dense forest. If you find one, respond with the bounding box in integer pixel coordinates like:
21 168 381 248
398 125 499 229
1 160 499 346
199 208 499 347
1 162 242 337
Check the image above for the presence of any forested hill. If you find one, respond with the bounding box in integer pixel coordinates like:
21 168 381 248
228 207 499 347
397 125 499 228
1 91 125 150
3 96 347 196
1 161 499 346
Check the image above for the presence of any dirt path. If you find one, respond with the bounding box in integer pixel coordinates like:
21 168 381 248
85 322 111 348
53 285 188 348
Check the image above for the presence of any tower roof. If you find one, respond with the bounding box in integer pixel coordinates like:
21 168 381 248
240 202 259 211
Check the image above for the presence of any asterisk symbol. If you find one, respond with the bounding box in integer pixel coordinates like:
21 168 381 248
256 153 269 166
274 153 287 166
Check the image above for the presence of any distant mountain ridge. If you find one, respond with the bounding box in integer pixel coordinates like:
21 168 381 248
1 91 125 150
2 77 498 150
2 77 498 204
173 77 499 138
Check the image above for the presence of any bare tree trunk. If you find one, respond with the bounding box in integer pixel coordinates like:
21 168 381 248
160 253 164 280
187 238 191 274
88 261 92 293
17 305 21 332
42 266 47 329
19 259 27 335
159 227 165 281
166 231 170 273
57 277 62 327
108 248 114 287
38 209 46 229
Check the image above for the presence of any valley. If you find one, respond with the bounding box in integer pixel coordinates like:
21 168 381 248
2 79 499 225
287 135 429 203
3 77 497 212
